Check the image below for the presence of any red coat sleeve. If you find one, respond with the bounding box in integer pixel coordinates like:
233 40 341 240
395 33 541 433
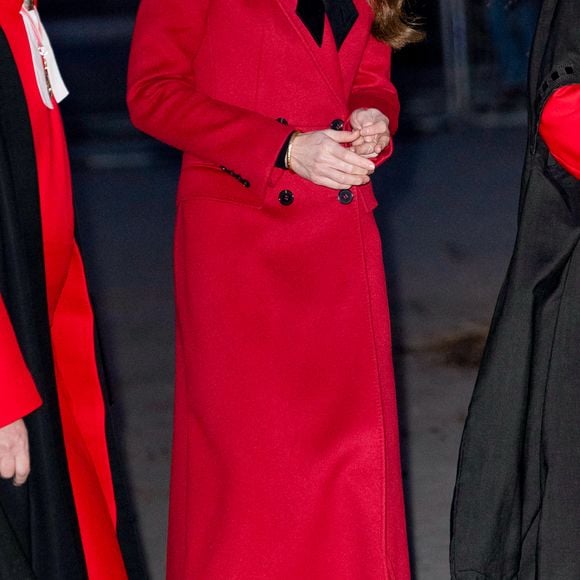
347 36 400 166
127 0 293 204
0 295 42 428
539 84 580 179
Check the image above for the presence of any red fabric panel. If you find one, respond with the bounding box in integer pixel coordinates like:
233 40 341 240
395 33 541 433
0 295 42 428
51 244 126 579
539 84 580 179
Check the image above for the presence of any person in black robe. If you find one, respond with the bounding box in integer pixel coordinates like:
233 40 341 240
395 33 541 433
451 0 580 577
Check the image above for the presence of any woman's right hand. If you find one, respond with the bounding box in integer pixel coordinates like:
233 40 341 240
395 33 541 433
290 130 376 189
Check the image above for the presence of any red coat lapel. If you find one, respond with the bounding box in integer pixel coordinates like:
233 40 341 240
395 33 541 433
273 0 346 106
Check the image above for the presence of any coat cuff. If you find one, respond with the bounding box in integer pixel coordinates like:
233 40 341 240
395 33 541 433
539 84 580 179
0 296 42 428
275 132 295 169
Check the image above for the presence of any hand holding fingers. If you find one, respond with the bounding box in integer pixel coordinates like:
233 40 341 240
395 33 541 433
290 130 375 188
311 129 377 166
0 419 30 486
315 150 373 188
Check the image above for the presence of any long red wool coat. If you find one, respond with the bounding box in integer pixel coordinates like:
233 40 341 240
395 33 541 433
128 1 409 577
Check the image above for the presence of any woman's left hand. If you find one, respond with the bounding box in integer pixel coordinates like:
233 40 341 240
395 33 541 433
349 108 391 158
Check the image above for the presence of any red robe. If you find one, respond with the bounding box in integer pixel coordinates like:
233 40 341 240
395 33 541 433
0 2 127 577
128 0 409 577
540 84 580 178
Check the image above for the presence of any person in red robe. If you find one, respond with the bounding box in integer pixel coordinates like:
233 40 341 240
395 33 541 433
0 2 144 578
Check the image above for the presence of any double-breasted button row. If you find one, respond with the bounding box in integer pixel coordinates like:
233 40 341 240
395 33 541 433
277 117 344 131
338 189 353 205
278 189 354 206
220 165 250 188
279 190 294 206
330 118 344 131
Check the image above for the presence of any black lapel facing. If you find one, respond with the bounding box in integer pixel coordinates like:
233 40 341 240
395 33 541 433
324 0 359 49
296 0 326 46
296 0 358 49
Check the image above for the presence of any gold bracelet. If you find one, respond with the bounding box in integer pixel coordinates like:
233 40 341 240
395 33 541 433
286 131 301 172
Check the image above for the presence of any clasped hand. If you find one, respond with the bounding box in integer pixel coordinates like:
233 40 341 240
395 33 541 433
0 419 30 486
290 108 390 189
349 108 391 159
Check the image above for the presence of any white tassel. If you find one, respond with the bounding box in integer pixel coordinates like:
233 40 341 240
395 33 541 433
20 2 69 109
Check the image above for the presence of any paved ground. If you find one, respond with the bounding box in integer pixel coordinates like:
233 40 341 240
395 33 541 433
72 125 526 579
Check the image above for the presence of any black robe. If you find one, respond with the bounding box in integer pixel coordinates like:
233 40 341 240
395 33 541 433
0 28 145 580
450 1 580 578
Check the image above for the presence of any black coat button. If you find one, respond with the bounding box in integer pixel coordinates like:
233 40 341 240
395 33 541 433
279 190 294 206
276 117 289 126
330 119 344 131
338 189 353 205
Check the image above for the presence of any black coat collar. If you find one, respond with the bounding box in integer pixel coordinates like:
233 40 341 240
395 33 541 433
296 0 359 49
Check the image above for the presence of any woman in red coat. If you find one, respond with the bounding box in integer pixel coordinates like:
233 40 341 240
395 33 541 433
128 1 420 577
